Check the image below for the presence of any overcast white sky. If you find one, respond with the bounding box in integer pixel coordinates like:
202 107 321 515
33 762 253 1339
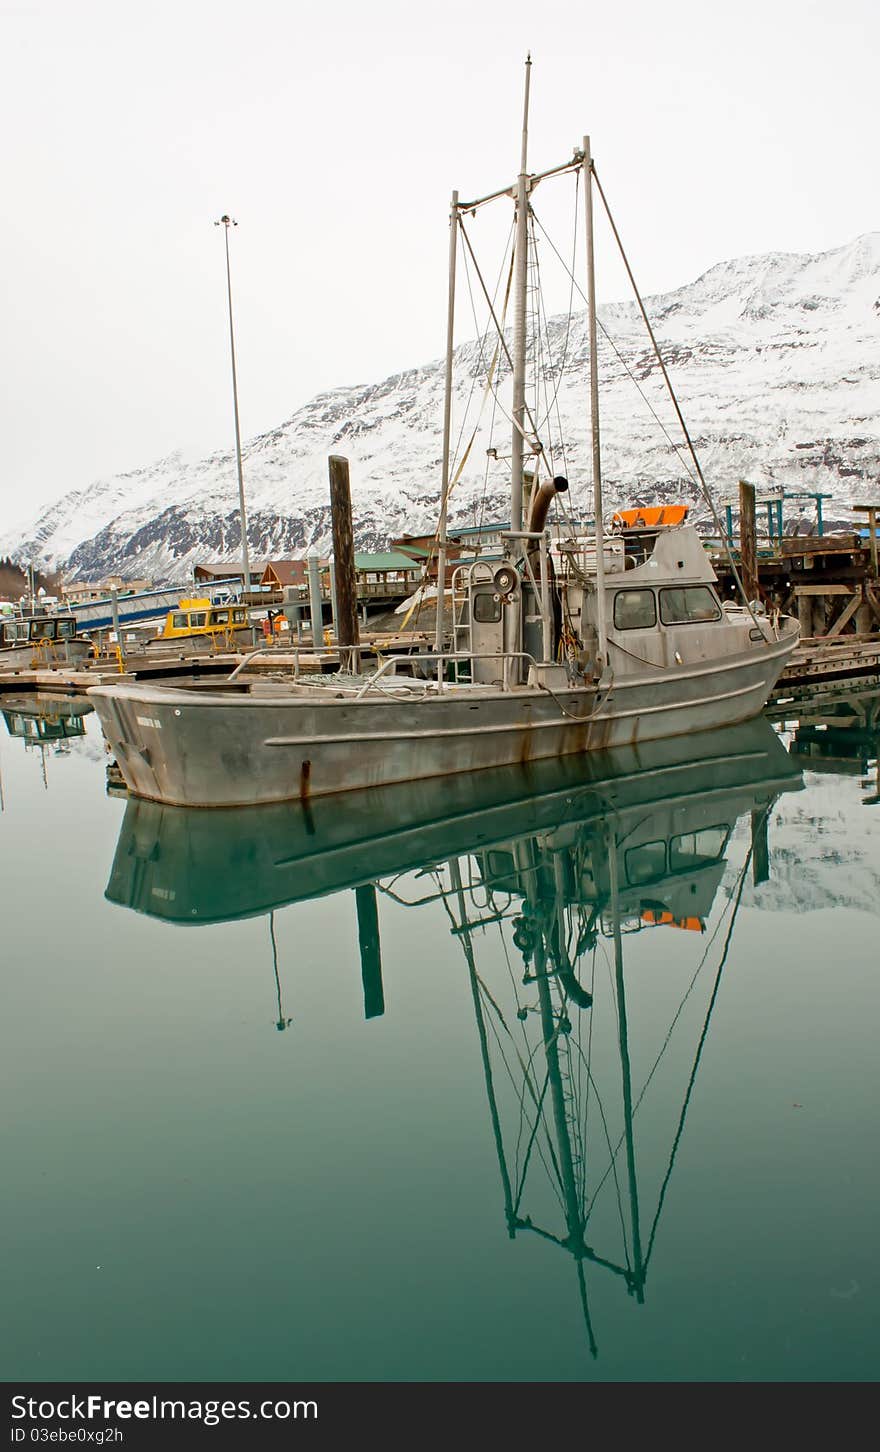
1 0 876 529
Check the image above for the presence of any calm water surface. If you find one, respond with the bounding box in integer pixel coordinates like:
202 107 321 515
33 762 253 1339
1 689 878 1382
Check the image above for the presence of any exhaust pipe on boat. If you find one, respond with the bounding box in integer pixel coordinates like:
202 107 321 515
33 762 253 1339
528 475 568 533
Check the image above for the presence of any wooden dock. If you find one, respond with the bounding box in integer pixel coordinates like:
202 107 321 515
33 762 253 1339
0 631 438 697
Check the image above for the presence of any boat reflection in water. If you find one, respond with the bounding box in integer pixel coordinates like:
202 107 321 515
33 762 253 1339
106 716 803 1352
3 693 92 747
2 694 94 791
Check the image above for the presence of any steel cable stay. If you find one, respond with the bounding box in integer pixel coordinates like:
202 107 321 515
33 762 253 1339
642 824 763 1271
401 215 514 632
528 205 702 497
590 164 768 632
450 215 515 487
528 187 580 455
438 876 568 1212
457 216 553 480
581 812 763 1270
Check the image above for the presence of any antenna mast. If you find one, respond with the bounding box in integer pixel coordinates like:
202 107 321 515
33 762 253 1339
215 215 251 598
510 54 532 534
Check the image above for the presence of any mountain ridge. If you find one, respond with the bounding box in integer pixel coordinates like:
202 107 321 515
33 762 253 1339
3 231 878 584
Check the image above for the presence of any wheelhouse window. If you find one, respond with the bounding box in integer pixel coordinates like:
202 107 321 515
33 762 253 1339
213 609 230 625
613 589 656 630
171 613 188 630
232 608 246 624
473 592 502 624
57 618 76 638
189 612 207 627
659 586 721 625
625 840 666 886
669 826 729 871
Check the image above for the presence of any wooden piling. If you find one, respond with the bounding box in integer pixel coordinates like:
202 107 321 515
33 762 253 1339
739 480 759 603
751 809 770 886
328 454 360 669
355 885 384 1020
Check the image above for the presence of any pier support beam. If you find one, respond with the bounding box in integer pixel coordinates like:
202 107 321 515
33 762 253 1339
739 480 758 603
797 593 815 639
307 552 323 648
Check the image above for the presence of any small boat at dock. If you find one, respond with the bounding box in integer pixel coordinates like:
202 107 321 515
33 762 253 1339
0 612 93 668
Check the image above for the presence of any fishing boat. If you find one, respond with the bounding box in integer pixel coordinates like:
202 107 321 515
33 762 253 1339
0 612 93 668
147 596 255 653
90 61 799 809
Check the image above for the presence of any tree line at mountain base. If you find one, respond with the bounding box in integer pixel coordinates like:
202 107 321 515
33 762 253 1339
0 556 62 602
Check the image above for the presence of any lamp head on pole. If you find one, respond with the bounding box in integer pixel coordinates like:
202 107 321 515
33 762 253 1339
214 215 237 228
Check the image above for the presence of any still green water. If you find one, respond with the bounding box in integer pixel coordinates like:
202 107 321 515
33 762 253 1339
1 688 878 1382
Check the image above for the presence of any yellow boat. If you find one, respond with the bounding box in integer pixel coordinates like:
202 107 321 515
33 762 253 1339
155 597 253 647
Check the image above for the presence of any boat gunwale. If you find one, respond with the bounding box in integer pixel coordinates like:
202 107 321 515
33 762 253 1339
87 622 799 715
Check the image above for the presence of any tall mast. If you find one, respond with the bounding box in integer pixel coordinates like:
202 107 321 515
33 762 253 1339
510 55 532 534
435 190 459 658
581 139 608 669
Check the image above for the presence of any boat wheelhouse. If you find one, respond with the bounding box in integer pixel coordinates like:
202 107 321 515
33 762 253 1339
0 613 92 666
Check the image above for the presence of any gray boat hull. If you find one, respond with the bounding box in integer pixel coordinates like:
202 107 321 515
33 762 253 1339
89 622 798 807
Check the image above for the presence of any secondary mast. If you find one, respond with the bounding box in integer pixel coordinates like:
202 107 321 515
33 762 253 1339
510 55 532 534
435 189 459 658
581 139 609 670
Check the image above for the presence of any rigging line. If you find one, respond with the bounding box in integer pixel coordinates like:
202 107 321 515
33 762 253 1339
452 218 515 481
405 218 516 634
458 214 552 479
472 949 567 1149
460 215 515 403
563 1021 635 1254
450 917 566 1209
579 945 599 1206
459 236 526 451
487 1013 568 1215
643 826 761 1270
439 863 554 1219
591 166 768 631
579 934 633 1255
529 207 701 494
457 896 519 1231
512 1067 555 1217
478 383 501 534
528 195 579 445
558 168 582 489
528 225 558 485
576 1259 600 1360
629 859 743 1118
446 229 516 501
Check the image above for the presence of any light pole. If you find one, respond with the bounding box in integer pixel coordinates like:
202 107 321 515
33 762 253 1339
215 215 251 597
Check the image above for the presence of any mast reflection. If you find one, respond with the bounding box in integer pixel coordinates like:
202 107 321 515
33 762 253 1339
2 694 93 792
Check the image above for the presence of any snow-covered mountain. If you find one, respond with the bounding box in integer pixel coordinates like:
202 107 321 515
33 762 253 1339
4 233 879 583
